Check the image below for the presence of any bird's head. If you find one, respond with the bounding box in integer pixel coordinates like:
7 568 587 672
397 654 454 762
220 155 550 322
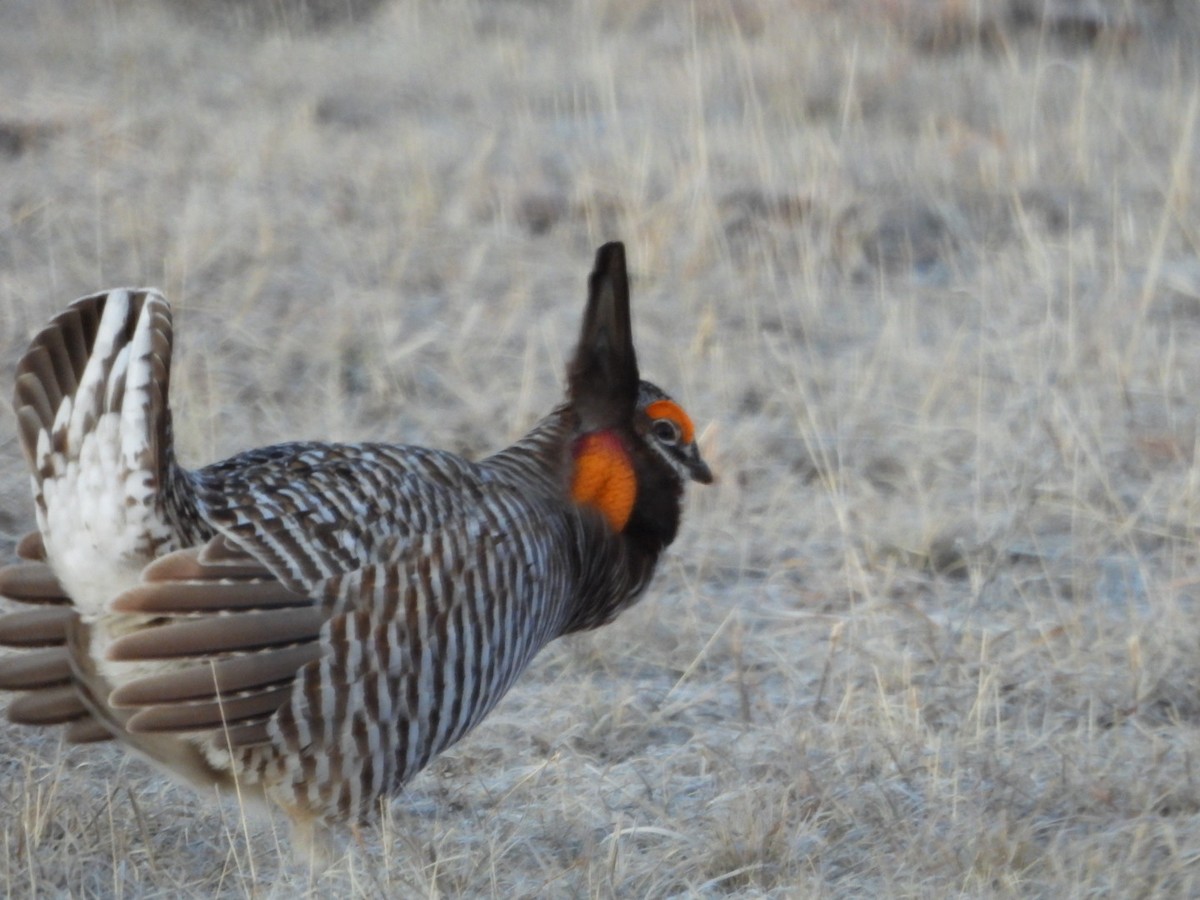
566 242 711 546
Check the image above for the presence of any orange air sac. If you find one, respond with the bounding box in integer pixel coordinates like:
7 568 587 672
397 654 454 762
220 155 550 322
571 431 636 532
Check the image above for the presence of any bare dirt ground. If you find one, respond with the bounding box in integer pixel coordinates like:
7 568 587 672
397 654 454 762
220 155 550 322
2 0 1200 896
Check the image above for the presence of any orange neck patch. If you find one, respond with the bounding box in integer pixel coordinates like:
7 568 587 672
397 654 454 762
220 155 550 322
645 399 695 444
571 430 636 532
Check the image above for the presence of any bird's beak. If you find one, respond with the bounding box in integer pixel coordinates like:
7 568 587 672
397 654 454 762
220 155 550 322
684 443 714 485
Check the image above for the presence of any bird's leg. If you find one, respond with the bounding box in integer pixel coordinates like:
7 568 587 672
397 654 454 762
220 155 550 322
284 804 341 872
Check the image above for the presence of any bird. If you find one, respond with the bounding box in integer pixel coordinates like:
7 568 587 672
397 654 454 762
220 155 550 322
0 242 711 859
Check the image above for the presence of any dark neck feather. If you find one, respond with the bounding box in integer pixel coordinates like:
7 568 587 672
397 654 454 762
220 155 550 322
559 445 682 635
483 401 685 554
481 402 682 635
559 512 660 634
623 448 684 557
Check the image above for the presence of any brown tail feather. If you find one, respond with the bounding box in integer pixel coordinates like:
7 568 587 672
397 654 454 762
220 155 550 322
1 528 109 740
126 685 293 734
61 615 253 795
106 607 325 661
13 296 106 468
0 647 71 690
109 642 322 707
0 561 69 605
65 717 116 744
7 684 89 725
16 531 46 562
0 606 74 648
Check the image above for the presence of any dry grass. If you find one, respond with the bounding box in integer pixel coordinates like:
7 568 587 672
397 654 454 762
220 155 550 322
2 0 1200 895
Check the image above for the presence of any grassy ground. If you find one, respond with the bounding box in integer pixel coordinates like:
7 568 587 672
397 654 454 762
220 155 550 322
2 0 1200 896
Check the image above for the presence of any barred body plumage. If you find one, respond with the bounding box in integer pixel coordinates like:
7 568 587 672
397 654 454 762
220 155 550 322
0 243 711 857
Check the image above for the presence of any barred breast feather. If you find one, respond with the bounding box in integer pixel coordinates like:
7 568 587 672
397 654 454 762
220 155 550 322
0 243 712 859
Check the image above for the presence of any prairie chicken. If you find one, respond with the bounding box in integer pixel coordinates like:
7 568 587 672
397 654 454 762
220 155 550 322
0 242 711 858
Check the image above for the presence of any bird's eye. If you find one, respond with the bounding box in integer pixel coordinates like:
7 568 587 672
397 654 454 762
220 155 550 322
651 419 680 443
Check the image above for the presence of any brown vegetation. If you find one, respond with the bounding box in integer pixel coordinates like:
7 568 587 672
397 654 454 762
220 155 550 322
2 0 1200 895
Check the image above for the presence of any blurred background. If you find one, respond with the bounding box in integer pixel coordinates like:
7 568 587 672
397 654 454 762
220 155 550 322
2 0 1200 895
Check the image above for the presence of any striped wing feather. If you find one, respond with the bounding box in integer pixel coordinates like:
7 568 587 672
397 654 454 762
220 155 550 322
97 537 322 736
0 562 67 604
0 531 110 741
104 450 583 822
257 500 577 822
0 647 71 690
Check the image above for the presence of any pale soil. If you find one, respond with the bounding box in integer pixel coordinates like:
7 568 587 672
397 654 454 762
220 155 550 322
2 0 1200 896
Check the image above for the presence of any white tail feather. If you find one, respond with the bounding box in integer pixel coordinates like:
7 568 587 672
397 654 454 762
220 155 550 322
30 290 176 620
